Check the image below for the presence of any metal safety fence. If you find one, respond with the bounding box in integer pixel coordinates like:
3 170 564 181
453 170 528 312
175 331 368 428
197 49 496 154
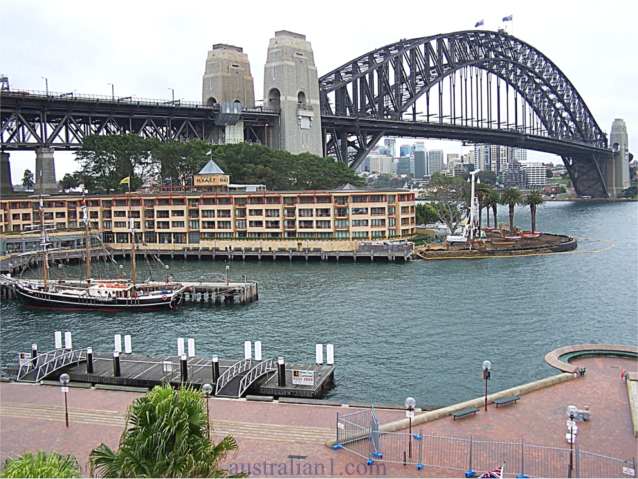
333 411 637 478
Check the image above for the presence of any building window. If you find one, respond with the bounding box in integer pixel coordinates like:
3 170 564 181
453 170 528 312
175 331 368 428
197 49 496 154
351 207 368 215
299 208 313 217
249 209 263 216
316 220 331 229
352 219 368 227
248 220 263 228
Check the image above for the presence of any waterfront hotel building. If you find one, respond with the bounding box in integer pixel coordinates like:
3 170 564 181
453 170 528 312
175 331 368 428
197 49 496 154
0 161 416 253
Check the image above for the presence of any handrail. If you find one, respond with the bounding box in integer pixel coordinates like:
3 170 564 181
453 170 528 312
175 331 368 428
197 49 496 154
237 358 278 397
214 358 252 395
17 348 87 382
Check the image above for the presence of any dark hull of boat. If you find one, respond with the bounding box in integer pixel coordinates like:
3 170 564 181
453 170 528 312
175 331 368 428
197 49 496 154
15 286 178 312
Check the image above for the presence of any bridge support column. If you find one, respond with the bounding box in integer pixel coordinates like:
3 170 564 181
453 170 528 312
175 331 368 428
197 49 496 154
0 152 13 196
563 154 610 198
263 31 323 156
35 147 57 193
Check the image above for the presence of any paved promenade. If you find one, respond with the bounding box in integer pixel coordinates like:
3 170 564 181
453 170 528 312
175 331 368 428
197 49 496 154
0 356 636 477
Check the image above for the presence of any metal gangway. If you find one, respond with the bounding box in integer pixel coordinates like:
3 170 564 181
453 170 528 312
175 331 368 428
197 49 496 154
237 358 278 397
214 358 253 397
17 348 87 382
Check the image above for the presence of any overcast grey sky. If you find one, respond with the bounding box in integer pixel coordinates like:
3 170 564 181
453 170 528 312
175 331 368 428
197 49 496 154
2 0 636 180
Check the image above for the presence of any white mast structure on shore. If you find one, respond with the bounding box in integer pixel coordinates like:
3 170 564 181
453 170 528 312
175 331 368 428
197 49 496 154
468 169 481 242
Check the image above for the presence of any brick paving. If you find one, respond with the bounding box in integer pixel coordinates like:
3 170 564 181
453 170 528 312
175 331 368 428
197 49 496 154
0 355 636 477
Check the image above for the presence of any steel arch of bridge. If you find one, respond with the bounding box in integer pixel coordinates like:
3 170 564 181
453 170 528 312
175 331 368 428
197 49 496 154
319 30 611 196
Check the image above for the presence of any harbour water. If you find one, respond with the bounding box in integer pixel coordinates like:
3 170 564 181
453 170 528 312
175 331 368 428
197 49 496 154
1 201 636 407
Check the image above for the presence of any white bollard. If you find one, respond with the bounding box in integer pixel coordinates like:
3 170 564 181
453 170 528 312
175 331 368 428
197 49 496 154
124 335 132 354
187 338 195 357
64 332 72 350
177 337 185 357
254 341 262 361
54 331 62 349
316 344 324 365
244 341 252 360
114 334 122 353
326 344 335 365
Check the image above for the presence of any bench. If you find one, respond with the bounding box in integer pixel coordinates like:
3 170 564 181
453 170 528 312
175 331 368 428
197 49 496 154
494 395 520 408
452 407 479 420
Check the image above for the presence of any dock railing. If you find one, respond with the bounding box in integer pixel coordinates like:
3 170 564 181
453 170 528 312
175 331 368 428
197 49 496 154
17 348 87 382
215 358 252 396
237 358 278 397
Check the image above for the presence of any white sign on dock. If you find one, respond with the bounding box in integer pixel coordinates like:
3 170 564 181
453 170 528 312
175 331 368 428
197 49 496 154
54 331 62 349
254 341 262 361
64 331 72 350
114 334 122 353
18 352 31 367
124 335 132 354
244 341 251 360
187 338 195 357
177 338 185 357
162 360 173 373
292 369 315 386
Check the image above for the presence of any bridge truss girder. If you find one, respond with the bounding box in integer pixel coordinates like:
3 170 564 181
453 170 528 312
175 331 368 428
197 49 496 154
319 30 610 197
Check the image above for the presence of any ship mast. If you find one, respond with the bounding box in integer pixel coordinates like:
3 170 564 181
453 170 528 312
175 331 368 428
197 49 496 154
82 195 91 286
39 195 49 288
129 216 137 286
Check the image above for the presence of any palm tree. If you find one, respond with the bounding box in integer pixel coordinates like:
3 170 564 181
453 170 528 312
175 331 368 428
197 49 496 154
0 452 80 478
476 184 492 232
487 190 500 228
525 191 544 233
89 385 239 478
500 188 523 233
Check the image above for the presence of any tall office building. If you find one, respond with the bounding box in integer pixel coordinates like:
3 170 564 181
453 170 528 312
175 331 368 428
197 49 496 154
397 157 412 176
384 138 397 158
368 154 395 175
414 141 426 152
399 144 411 157
522 162 547 188
413 151 427 178
427 150 444 175
472 144 526 175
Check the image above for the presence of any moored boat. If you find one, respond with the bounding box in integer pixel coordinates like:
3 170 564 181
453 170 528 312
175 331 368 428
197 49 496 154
10 194 186 312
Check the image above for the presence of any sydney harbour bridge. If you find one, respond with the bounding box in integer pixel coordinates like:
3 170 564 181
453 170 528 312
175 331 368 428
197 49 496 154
0 30 619 197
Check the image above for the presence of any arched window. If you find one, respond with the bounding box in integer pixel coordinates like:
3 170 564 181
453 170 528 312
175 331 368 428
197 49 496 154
206 97 217 106
268 88 281 111
297 91 306 108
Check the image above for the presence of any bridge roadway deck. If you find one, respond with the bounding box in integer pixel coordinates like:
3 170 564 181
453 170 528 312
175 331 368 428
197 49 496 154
46 353 335 399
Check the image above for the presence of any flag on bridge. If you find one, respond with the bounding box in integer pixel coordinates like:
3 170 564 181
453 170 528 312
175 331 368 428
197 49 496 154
478 464 504 479
502 14 513 22
474 19 485 28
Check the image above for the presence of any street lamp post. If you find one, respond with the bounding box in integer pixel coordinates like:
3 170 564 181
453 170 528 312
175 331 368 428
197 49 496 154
169 88 175 104
42 77 48 96
225 264 230 285
405 397 416 460
482 360 492 412
568 411 575 477
59 373 70 428
202 383 213 441
107 82 115 100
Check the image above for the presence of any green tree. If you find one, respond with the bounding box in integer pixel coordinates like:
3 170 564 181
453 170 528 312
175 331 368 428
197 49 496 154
525 191 544 232
75 134 153 193
0 451 80 478
22 169 34 190
89 385 238 478
500 188 523 233
59 172 81 192
151 139 211 185
416 203 438 225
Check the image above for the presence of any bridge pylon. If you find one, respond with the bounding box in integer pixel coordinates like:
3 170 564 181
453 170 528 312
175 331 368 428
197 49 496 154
263 30 323 156
0 151 13 196
35 147 57 193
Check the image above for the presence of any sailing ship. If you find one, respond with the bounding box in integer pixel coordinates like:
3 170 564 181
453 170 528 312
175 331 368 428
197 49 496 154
8 195 186 311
